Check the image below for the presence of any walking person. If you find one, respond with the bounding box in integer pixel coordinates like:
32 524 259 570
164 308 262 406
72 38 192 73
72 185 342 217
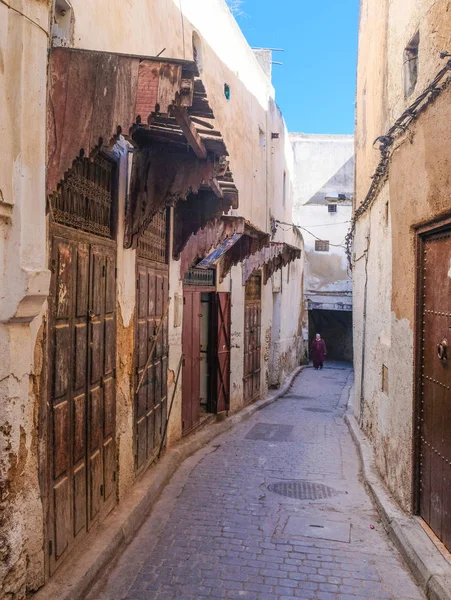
311 333 327 370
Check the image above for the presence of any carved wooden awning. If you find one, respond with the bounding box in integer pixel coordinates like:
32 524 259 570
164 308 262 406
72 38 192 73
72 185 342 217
178 215 249 275
242 242 302 285
194 217 270 282
47 47 238 248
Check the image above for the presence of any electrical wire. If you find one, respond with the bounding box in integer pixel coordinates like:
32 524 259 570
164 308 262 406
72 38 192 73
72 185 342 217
346 52 451 268
0 0 50 38
275 219 347 248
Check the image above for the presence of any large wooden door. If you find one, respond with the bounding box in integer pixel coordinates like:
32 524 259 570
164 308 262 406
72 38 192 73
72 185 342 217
244 274 262 404
182 290 201 434
214 292 231 413
418 228 451 550
48 227 117 574
134 260 169 471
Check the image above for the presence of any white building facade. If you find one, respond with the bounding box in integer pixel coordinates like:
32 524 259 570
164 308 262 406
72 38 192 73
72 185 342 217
290 134 353 362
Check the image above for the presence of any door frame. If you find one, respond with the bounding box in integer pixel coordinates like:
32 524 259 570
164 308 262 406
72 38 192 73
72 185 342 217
413 214 451 515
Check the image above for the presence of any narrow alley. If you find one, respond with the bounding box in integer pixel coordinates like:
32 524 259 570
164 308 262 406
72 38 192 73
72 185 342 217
87 367 424 600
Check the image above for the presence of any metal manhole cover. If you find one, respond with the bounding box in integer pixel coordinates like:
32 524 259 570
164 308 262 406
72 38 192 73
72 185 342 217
301 407 333 413
245 423 294 442
267 480 338 500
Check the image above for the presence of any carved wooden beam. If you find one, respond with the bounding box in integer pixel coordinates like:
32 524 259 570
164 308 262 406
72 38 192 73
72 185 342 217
209 177 224 199
173 106 207 159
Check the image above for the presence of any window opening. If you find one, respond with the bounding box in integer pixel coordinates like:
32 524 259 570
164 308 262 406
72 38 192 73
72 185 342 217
315 240 330 252
404 31 419 98
328 204 337 213
224 84 231 100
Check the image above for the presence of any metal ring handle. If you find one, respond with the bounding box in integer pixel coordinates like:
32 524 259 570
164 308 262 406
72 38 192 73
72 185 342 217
437 339 448 361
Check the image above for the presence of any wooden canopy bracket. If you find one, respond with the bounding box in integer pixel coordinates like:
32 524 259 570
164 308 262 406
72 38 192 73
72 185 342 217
173 106 207 159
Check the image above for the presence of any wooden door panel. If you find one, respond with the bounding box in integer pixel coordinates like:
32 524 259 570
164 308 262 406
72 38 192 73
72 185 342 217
73 395 86 464
134 260 168 470
54 479 70 559
90 450 102 520
419 230 451 550
53 403 69 479
49 229 117 575
216 292 231 413
244 275 261 405
73 464 86 536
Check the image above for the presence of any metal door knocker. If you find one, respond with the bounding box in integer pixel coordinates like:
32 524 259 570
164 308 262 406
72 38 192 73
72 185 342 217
437 338 448 361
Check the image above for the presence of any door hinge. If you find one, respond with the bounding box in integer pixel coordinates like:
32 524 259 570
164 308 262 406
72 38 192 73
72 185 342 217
136 279 139 289
100 376 104 388
48 540 53 556
182 420 185 429
102 265 106 278
113 471 117 482
183 296 186 305
115 267 118 279
100 484 104 497
113 367 117 379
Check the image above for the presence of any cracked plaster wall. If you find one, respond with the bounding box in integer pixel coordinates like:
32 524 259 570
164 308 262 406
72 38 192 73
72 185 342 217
354 0 451 511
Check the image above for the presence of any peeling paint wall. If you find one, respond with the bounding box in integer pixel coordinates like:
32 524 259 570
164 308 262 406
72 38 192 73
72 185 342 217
354 0 451 511
0 1 51 598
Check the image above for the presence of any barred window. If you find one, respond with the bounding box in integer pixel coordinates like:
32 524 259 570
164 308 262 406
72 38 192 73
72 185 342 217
328 204 337 213
315 240 329 252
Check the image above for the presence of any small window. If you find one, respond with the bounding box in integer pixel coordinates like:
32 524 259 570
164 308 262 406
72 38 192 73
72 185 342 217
404 31 419 98
224 84 231 100
315 240 329 252
328 204 337 213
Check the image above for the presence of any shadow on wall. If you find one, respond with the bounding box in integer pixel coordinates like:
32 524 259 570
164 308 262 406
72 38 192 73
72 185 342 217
308 309 353 362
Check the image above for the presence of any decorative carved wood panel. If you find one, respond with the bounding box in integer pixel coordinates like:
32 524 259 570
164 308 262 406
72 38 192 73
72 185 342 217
48 226 117 575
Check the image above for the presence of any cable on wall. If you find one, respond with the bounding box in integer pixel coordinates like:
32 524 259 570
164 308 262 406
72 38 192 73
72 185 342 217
346 52 451 268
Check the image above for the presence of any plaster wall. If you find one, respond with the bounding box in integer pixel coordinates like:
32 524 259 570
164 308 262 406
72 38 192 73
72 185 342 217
354 0 451 510
290 134 353 301
0 2 52 597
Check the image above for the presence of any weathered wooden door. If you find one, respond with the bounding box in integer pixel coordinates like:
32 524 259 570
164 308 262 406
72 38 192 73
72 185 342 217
418 229 451 550
47 152 117 574
135 260 169 471
48 228 117 574
243 273 262 404
182 290 201 434
215 292 231 413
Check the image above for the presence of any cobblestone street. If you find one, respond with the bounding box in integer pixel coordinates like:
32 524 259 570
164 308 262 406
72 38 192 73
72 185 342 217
88 367 424 600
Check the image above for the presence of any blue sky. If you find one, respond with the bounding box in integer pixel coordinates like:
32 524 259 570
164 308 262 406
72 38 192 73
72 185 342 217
233 0 359 135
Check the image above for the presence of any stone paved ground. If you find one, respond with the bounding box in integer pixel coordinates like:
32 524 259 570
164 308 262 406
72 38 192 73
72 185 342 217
88 367 425 600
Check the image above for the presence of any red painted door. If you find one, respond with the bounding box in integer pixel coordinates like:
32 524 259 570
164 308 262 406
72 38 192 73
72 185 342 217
182 290 201 434
215 292 231 413
419 228 451 550
244 274 262 405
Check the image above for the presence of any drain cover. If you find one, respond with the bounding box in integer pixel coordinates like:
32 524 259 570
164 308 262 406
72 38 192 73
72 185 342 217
301 407 333 413
267 480 338 500
245 423 294 442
